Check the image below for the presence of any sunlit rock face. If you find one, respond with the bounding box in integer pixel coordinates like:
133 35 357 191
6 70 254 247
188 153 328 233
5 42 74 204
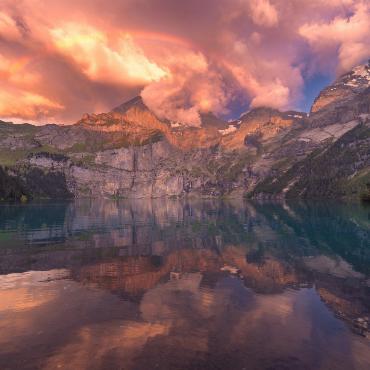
77 97 304 152
222 107 306 149
76 96 226 150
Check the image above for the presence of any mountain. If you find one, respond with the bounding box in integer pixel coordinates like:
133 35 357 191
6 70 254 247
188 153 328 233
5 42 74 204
222 107 306 149
0 62 369 201
251 61 370 199
311 62 370 115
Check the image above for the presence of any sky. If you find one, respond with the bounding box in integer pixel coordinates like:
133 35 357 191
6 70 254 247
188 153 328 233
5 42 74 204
0 0 369 126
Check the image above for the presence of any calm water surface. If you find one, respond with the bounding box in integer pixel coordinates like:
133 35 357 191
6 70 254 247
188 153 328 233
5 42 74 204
0 199 369 370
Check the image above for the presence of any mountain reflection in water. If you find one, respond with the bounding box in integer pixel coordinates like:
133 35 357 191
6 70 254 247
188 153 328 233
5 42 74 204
0 199 369 370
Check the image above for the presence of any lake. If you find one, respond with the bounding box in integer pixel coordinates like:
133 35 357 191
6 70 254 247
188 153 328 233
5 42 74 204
0 199 369 370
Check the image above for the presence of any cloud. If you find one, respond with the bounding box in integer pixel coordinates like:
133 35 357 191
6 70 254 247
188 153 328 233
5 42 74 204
249 0 279 27
0 12 29 41
0 0 369 124
0 53 64 120
50 23 168 85
0 87 64 121
141 50 231 126
299 2 370 73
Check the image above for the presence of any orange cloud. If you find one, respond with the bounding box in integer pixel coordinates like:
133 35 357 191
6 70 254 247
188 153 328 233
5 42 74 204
0 55 40 88
0 11 21 41
0 52 63 120
0 0 369 124
0 88 64 120
50 23 168 85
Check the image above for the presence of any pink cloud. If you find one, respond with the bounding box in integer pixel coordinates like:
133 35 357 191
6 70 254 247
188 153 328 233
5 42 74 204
249 0 279 27
299 2 370 73
0 0 369 124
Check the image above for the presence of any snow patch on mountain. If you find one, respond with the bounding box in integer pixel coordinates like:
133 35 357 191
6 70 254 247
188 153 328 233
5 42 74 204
342 63 370 88
219 125 237 136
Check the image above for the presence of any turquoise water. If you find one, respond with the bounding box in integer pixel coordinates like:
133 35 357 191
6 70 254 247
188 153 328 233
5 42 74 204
0 199 369 369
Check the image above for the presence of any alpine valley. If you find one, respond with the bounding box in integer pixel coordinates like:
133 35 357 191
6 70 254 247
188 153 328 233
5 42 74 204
1 62 370 201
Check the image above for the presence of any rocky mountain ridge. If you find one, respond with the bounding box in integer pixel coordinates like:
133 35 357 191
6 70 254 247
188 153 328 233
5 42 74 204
0 61 369 200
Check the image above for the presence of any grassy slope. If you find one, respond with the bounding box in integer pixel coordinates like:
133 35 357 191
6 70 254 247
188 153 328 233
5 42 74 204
252 123 370 199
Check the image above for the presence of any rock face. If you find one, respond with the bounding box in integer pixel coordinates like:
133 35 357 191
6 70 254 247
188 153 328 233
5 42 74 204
310 61 370 128
19 140 250 198
1 62 370 200
222 107 306 149
311 62 370 114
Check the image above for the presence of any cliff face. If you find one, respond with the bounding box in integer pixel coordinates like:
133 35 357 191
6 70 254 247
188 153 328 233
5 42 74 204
1 62 370 200
17 140 252 198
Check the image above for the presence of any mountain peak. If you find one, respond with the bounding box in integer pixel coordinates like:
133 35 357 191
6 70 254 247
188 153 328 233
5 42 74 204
199 112 228 130
239 107 281 121
336 60 370 90
311 60 370 115
112 96 148 114
239 107 305 123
